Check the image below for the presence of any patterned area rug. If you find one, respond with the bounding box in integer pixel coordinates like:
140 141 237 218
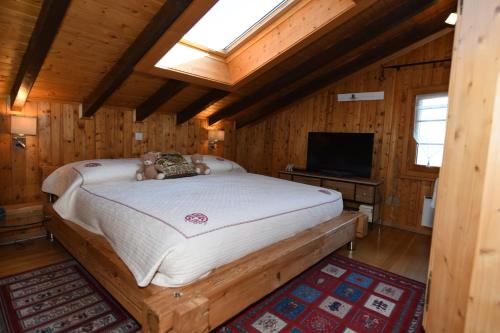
0 260 140 333
217 254 425 333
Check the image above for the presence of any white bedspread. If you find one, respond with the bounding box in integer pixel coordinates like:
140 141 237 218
43 158 343 287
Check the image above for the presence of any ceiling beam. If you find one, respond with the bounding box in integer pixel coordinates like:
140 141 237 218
236 16 451 128
135 80 188 122
9 0 71 111
81 0 193 118
176 89 229 125
207 0 436 125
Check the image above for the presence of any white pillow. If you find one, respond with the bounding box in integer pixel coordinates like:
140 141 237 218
183 155 246 174
42 158 141 196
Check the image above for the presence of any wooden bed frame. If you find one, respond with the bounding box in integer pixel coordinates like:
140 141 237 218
46 205 362 332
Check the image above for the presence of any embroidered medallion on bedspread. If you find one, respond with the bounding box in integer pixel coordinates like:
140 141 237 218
0 261 139 333
217 254 425 333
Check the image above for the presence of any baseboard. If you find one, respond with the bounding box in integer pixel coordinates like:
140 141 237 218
381 221 432 236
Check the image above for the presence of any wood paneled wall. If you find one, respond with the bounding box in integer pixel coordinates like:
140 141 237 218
0 99 235 205
426 1 500 330
235 33 453 234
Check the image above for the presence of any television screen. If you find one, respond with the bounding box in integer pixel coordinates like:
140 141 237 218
306 132 374 178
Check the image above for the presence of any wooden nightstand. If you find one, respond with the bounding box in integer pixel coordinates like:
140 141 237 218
0 203 49 246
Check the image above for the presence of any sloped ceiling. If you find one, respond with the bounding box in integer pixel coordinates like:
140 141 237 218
0 0 457 127
0 0 42 96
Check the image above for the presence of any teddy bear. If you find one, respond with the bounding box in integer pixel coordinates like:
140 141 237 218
136 152 165 180
191 154 211 175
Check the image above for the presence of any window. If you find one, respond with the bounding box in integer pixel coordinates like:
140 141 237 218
413 93 448 167
401 86 449 180
182 0 290 52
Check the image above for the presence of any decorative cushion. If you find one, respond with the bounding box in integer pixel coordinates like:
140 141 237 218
155 152 197 178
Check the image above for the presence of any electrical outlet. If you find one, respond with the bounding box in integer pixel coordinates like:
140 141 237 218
134 132 143 141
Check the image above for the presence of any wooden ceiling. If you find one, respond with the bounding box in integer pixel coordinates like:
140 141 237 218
0 0 42 97
0 0 457 127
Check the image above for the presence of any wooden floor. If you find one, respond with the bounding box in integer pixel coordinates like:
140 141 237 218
0 225 431 283
337 225 431 283
0 237 70 277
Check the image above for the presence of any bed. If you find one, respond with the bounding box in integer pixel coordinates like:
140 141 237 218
43 156 362 332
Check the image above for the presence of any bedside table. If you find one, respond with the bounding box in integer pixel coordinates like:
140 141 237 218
0 212 49 246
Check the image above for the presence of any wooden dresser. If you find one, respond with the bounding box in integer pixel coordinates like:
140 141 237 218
278 170 383 223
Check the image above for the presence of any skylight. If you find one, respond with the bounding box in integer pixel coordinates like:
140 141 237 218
156 43 208 68
182 0 288 52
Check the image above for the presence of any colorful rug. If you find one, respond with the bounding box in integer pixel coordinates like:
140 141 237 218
0 260 140 333
217 254 425 333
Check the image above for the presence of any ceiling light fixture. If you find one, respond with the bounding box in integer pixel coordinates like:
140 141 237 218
445 12 457 25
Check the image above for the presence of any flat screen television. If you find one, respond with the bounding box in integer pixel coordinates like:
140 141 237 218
306 132 374 178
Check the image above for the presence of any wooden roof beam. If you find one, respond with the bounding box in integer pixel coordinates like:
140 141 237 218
236 15 452 128
81 0 193 118
207 0 436 125
135 80 189 122
9 0 71 111
176 89 229 125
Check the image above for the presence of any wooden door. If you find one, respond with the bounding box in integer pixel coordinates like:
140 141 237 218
424 0 500 332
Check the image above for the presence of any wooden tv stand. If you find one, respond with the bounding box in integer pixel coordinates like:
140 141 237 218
278 170 382 224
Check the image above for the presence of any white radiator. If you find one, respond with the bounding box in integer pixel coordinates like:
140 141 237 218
421 178 439 228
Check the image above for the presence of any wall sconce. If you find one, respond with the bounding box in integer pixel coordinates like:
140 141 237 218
445 12 457 26
11 115 37 149
208 129 224 151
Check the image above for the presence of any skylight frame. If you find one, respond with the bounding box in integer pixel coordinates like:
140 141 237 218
180 0 297 55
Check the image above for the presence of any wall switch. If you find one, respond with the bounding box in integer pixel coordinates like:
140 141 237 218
134 132 143 141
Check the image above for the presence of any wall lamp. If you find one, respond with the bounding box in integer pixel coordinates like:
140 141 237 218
208 129 224 151
445 12 457 25
11 115 37 149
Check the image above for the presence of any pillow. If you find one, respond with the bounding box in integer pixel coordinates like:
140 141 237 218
183 155 246 174
155 152 197 178
42 158 141 195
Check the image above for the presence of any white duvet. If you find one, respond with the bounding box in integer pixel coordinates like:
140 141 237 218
43 157 343 287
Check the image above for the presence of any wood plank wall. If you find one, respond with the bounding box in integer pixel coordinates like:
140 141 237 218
235 33 453 234
0 99 235 205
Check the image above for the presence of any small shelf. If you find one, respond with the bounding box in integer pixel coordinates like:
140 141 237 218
0 213 49 245
0 215 48 229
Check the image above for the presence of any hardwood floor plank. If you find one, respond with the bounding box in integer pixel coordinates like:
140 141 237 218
0 238 70 277
336 225 431 283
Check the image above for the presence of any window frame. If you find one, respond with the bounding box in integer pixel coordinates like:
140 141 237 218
401 85 449 180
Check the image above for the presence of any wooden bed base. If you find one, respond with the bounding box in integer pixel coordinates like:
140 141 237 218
46 205 362 333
